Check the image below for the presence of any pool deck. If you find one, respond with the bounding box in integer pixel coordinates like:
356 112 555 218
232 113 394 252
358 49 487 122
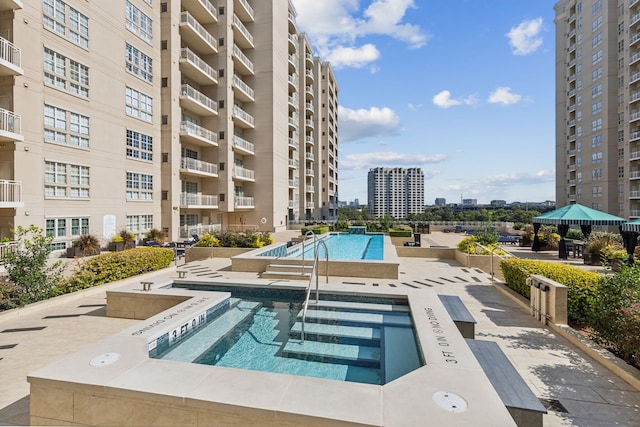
0 231 638 426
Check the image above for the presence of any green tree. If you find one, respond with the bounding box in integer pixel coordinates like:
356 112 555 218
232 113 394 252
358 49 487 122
1 225 64 308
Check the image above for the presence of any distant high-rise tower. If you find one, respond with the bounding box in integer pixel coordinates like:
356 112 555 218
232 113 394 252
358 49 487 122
554 0 633 217
367 167 424 218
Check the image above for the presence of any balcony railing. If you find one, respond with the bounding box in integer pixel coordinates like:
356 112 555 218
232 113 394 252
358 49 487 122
233 105 254 127
180 47 217 84
180 121 218 146
305 152 314 161
234 166 255 181
630 151 640 161
0 36 21 74
180 11 217 52
236 0 254 21
233 44 254 74
232 74 254 100
181 157 218 176
180 192 218 207
630 170 640 179
289 179 299 187
0 108 21 142
181 84 218 115
305 119 314 129
233 14 254 47
233 134 254 154
289 159 299 169
235 196 254 208
0 179 22 207
630 190 640 199
288 138 299 150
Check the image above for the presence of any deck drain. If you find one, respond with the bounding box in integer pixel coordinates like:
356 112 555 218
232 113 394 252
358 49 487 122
90 352 120 367
433 391 468 413
540 398 569 413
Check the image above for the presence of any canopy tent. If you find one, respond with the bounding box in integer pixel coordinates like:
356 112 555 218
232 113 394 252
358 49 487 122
621 219 640 264
532 204 626 260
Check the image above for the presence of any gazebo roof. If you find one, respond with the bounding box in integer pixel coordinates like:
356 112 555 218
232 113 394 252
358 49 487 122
533 203 626 226
622 218 640 233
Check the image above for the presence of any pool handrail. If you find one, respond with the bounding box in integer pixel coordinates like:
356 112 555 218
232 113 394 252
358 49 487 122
300 239 328 343
301 230 317 274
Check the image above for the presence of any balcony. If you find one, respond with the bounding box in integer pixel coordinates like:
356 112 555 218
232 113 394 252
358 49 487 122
288 96 298 109
179 47 217 85
180 192 218 209
288 179 299 188
631 150 640 161
632 11 640 28
0 1 21 11
233 44 254 75
288 138 299 150
306 202 315 209
288 54 297 72
305 135 314 146
631 90 640 105
234 0 255 22
182 0 217 24
233 134 255 155
305 69 314 82
180 157 218 177
0 36 21 76
632 71 640 85
305 119 314 129
632 31 640 48
632 51 640 66
232 74 254 102
305 152 314 161
630 170 640 179
180 11 217 54
180 84 218 116
305 102 314 113
0 109 22 142
234 166 255 181
0 179 22 207
632 130 640 142
630 190 640 199
288 159 299 169
288 73 297 90
233 14 254 49
631 210 640 218
288 115 298 130
235 196 254 209
288 34 298 49
305 53 313 66
180 121 218 147
306 185 315 193
305 169 315 177
232 105 254 128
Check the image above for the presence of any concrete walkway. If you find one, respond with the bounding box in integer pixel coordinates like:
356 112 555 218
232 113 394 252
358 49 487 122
0 232 639 426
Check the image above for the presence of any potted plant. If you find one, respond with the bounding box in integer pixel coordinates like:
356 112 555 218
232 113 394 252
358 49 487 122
583 232 623 266
67 234 101 258
601 245 628 271
146 228 165 244
119 229 136 249
108 235 125 252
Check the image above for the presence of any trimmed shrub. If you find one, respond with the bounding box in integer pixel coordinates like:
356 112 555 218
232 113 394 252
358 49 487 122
301 225 330 235
59 247 174 292
388 228 412 237
500 258 600 321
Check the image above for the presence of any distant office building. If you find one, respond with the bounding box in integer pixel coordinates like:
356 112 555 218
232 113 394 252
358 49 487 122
462 199 477 207
490 200 507 207
367 167 424 218
434 198 446 207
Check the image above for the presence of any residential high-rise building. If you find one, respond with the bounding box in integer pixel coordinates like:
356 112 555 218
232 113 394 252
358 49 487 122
1 0 337 251
554 0 633 217
367 167 424 218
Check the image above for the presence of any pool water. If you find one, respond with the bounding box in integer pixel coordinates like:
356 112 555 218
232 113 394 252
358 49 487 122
151 287 423 385
287 233 384 260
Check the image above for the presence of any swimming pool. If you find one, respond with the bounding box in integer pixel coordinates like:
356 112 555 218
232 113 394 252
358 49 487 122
287 233 384 260
150 285 423 385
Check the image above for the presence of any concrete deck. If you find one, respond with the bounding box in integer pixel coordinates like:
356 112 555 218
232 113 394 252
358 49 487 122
0 231 639 426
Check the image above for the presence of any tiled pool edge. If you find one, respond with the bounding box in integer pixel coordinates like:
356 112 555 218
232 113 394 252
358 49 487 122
27 281 517 427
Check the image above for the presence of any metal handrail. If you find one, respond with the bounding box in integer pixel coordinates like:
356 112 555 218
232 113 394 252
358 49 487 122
300 239 329 343
301 230 316 274
467 242 517 282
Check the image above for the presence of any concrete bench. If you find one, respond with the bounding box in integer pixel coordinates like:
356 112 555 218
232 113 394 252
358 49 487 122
140 281 153 291
466 339 547 427
438 294 476 339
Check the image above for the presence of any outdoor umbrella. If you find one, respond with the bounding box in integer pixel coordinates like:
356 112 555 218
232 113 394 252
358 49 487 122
532 204 626 260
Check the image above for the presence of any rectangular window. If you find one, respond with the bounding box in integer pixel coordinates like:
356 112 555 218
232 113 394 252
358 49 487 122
71 217 89 236
591 66 602 81
591 32 602 48
126 129 153 160
44 104 89 148
591 50 602 65
125 86 153 121
619 166 624 178
43 1 89 48
592 152 603 164
592 134 602 147
591 83 602 98
126 43 153 83
126 172 153 200
44 161 90 198
125 1 153 44
591 101 602 115
44 48 89 97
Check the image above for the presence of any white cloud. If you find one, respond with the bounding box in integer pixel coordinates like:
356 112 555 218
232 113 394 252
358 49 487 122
487 87 524 105
338 106 401 142
326 44 381 69
506 18 544 56
340 151 447 170
292 0 428 69
432 90 477 109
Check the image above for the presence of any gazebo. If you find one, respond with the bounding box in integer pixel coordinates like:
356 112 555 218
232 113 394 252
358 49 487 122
621 219 640 264
532 204 627 260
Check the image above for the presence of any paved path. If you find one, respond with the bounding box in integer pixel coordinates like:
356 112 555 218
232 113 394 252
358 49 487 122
0 232 638 426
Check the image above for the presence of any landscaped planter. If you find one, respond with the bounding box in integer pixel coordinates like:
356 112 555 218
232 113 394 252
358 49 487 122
583 253 601 265
108 242 125 252
66 247 100 258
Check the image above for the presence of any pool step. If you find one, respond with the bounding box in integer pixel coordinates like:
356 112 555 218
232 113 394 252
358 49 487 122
309 299 410 313
290 322 381 346
160 300 262 362
300 308 412 327
260 263 312 281
282 340 380 368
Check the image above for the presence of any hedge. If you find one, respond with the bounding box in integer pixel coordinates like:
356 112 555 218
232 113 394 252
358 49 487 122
388 229 413 237
301 225 330 235
59 247 174 293
500 258 600 322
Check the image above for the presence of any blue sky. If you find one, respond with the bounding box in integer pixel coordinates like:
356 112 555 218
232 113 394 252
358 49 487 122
291 0 557 205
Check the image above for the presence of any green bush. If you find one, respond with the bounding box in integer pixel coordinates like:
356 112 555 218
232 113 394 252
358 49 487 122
500 258 600 321
301 225 330 235
60 247 174 293
194 231 274 248
388 228 412 237
195 232 220 247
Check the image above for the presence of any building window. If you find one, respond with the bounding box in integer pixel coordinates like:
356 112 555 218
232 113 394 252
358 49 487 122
591 66 602 81
44 104 90 148
618 130 625 143
126 214 153 233
619 147 625 160
44 48 89 97
591 118 602 131
619 166 624 178
591 83 602 98
125 1 153 44
592 186 602 197
126 172 153 200
591 32 602 49
591 134 602 147
43 0 89 48
44 161 90 198
591 49 602 66
592 152 603 164
126 43 153 83
126 129 153 161
591 101 602 115
125 86 153 122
